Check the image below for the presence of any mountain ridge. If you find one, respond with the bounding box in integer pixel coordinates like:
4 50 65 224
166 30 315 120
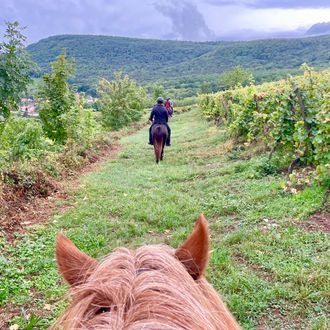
27 33 330 96
306 22 330 36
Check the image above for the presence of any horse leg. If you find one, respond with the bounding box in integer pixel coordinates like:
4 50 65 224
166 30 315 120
154 144 159 164
154 139 162 164
156 146 160 164
160 142 165 161
161 133 168 161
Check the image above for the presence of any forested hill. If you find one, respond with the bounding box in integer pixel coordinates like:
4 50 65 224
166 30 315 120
27 34 330 94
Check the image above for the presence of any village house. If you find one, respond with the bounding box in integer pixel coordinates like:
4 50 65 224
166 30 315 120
19 98 38 117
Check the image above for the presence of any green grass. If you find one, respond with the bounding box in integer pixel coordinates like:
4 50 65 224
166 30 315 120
0 109 329 329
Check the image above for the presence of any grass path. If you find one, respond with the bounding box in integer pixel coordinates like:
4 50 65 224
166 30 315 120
1 109 329 329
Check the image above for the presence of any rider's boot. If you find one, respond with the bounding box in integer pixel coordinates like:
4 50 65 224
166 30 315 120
166 125 171 146
148 129 153 145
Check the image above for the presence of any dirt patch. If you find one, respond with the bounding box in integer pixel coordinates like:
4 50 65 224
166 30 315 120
256 308 286 330
0 188 67 243
256 309 305 330
0 301 53 329
0 142 122 242
301 212 330 234
0 304 21 329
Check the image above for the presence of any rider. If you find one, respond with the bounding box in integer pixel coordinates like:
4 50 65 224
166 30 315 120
149 97 171 146
165 97 173 116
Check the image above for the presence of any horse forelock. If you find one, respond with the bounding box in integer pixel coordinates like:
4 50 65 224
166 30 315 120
53 245 240 330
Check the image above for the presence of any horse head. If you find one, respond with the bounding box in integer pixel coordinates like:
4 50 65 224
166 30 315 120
53 215 241 329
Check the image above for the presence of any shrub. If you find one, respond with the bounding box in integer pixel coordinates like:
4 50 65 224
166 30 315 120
0 117 49 163
98 72 146 130
61 98 97 149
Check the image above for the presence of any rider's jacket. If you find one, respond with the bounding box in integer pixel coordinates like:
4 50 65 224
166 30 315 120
149 104 169 124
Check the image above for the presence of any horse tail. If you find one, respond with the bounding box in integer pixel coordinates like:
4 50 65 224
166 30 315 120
154 126 164 164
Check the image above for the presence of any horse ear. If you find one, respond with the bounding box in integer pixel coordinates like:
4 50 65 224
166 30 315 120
56 233 98 286
175 214 209 280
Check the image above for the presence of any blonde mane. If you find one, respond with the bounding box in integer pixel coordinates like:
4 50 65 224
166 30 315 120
53 215 241 329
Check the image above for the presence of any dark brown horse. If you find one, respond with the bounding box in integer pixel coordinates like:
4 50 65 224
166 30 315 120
53 214 241 329
151 124 168 164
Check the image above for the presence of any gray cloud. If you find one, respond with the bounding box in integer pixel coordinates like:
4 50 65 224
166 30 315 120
0 0 216 43
1 0 330 44
0 0 167 43
155 0 215 41
203 0 330 9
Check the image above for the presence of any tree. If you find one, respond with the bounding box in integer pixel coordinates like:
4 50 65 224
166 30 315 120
98 72 146 130
0 22 35 127
198 81 212 94
151 83 165 102
219 66 254 90
38 51 76 143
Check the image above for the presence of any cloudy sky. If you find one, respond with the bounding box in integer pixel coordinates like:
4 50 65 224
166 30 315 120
1 0 330 44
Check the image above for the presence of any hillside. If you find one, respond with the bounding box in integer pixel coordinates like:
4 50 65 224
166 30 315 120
27 34 330 95
169 36 330 74
27 35 218 94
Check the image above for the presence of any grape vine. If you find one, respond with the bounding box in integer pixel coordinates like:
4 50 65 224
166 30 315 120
199 66 330 187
